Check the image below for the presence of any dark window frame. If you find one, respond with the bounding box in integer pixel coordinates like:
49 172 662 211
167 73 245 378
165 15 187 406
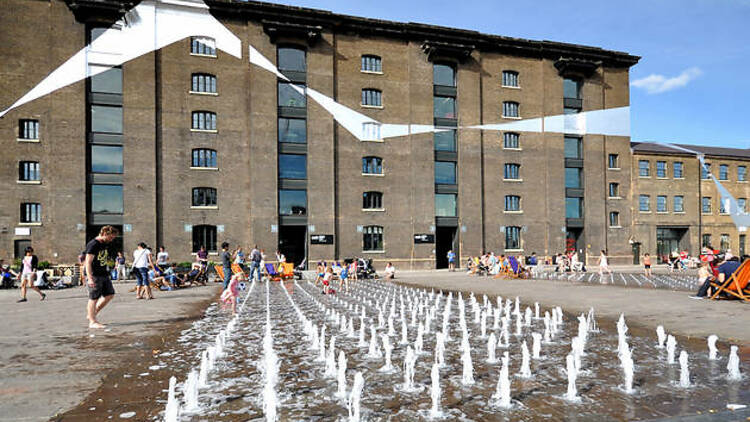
361 89 382 107
362 156 383 175
639 195 650 212
190 37 216 56
502 101 520 118
192 187 217 207
191 73 217 94
608 154 619 169
504 195 521 211
505 226 521 250
192 224 217 253
277 46 307 72
361 55 382 73
502 70 519 87
504 163 521 180
673 161 684 178
191 111 217 131
433 63 456 87
657 195 668 213
362 191 383 210
363 225 384 251
609 211 620 227
191 148 217 168
503 132 520 149
19 119 39 140
20 202 41 223
18 161 40 181
608 182 619 198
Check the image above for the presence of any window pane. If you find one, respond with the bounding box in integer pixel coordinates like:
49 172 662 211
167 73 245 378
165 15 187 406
362 157 383 174
639 160 649 177
278 154 307 179
278 83 306 107
362 89 382 106
739 166 747 181
278 47 306 72
435 161 456 184
564 136 581 158
657 196 667 212
657 161 666 177
504 133 519 149
433 64 455 87
91 184 123 214
702 164 710 179
434 130 456 151
435 194 457 217
433 97 456 119
674 196 684 212
565 168 581 188
674 162 683 178
91 105 122 133
565 197 582 218
279 189 307 215
720 164 728 180
91 145 123 173
608 154 618 169
639 195 650 211
563 78 581 99
278 118 306 143
91 67 122 94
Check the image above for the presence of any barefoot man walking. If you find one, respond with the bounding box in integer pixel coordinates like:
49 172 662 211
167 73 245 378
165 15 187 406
84 225 119 329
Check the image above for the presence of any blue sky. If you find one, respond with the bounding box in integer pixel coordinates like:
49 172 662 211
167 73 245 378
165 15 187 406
268 0 749 149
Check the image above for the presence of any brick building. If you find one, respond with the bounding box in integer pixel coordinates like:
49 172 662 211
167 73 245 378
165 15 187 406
0 0 746 268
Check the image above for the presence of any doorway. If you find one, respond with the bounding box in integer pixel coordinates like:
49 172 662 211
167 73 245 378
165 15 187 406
278 225 307 267
435 226 457 269
656 227 687 263
565 229 582 254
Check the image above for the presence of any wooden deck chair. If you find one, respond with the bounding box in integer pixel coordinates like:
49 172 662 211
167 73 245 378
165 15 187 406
709 260 750 301
280 263 295 280
265 263 281 281
231 263 244 275
214 265 225 282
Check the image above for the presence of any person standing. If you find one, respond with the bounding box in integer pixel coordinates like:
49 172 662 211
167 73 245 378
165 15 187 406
17 246 45 302
133 243 154 299
447 250 456 272
115 251 127 281
156 246 169 268
249 245 262 282
221 242 232 289
84 225 119 328
598 249 613 283
234 247 246 271
643 253 652 277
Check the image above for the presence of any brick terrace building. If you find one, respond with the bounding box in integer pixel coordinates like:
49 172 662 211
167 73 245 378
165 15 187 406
0 0 745 268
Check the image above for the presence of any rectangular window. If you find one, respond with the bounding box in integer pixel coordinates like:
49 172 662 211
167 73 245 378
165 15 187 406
433 64 455 87
363 226 384 251
739 166 747 182
191 149 217 168
20 203 41 223
192 187 217 207
702 163 711 179
18 161 40 181
191 111 217 131
91 184 124 214
657 195 667 212
638 160 650 177
192 225 217 253
739 198 747 214
503 132 519 149
361 122 381 141
435 161 457 184
362 157 383 174
702 197 711 214
502 102 519 118
361 55 382 73
91 145 123 173
278 83 306 108
435 194 457 217
673 162 683 178
608 154 619 169
91 67 123 94
278 154 307 179
564 136 582 159
563 78 582 99
504 163 520 180
191 73 217 94
504 195 521 211
19 119 39 139
91 105 122 133
639 195 650 212
505 226 521 250
278 118 306 143
656 161 667 178
674 196 684 213
719 198 728 214
566 197 583 218
434 130 456 152
502 71 519 87
433 96 456 119
702 234 712 248
565 167 582 188
719 164 729 180
363 191 383 210
740 234 746 257
279 189 307 215
361 89 382 107
277 47 306 72
721 234 730 252
609 211 620 227
608 183 619 198
190 37 216 56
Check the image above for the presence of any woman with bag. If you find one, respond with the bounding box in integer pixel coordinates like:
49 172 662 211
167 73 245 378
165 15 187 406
132 243 155 299
17 246 45 302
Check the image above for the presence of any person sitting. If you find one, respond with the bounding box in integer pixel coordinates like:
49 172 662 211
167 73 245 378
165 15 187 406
694 256 741 299
153 263 181 290
1 264 18 289
183 265 206 286
384 262 396 280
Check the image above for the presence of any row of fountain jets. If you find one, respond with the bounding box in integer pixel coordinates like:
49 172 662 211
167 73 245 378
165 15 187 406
163 279 742 421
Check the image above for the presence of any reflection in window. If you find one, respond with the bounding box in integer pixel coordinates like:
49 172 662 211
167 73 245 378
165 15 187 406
279 189 307 215
20 203 41 223
638 160 650 177
191 73 217 93
191 111 217 130
563 78 581 99
362 157 383 174
702 163 711 179
91 105 122 133
192 187 217 207
702 234 712 248
502 101 519 118
504 195 520 211
278 47 306 72
564 136 581 158
720 164 729 180
18 161 40 181
674 196 684 212
361 89 382 106
504 163 520 180
363 225 384 251
435 194 457 217
608 154 619 169
609 183 619 198
739 166 747 182
674 162 683 178
91 184 123 214
503 132 519 149
434 96 456 119
657 195 667 212
609 212 620 227
721 234 730 252
738 198 747 214
505 226 521 249
565 168 582 188
657 161 667 178
192 225 217 252
91 145 123 173
434 130 456 151
566 197 583 218
361 55 382 72
278 154 307 179
91 67 122 94
278 83 306 108
702 197 711 213
639 195 650 212
191 148 217 168
190 37 216 56
435 161 456 184
278 118 306 143
363 191 383 209
19 119 39 139
433 64 455 87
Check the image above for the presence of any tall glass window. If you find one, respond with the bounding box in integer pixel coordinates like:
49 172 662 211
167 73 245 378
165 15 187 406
191 149 217 168
363 226 384 251
564 136 582 158
702 234 712 248
433 64 456 87
190 37 216 56
504 195 521 211
278 83 306 108
433 97 456 119
673 162 683 178
91 105 123 133
505 226 521 249
278 154 307 179
503 132 519 149
719 164 729 180
566 197 583 218
502 71 519 87
191 73 217 93
192 187 217 207
192 225 217 253
657 195 668 212
608 183 619 198
91 184 124 214
739 198 747 214
674 196 684 212
279 190 307 215
91 67 123 94
434 130 456 152
639 195 650 212
504 163 520 180
361 55 382 73
278 118 306 143
739 166 747 182
565 168 582 189
92 145 124 173
702 163 711 179
191 111 216 131
608 154 619 169
638 160 650 177
563 78 582 99
656 161 667 178
277 47 306 72
609 212 620 227
19 119 39 139
721 234 730 252
435 161 457 184
435 194 457 217
362 157 383 174
702 197 711 213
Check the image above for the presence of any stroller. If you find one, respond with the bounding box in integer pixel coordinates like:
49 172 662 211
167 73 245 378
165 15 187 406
356 258 378 279
294 258 306 280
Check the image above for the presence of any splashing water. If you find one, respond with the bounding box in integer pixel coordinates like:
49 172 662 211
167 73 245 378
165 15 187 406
380 335 394 372
656 325 666 349
531 332 542 360
347 372 365 422
728 345 742 381
493 351 512 408
487 332 497 363
336 351 348 398
435 331 446 367
565 354 579 402
707 335 719 360
402 346 418 391
679 351 691 388
164 376 179 422
430 363 442 417
182 369 200 413
461 335 475 385
518 341 531 378
666 335 677 364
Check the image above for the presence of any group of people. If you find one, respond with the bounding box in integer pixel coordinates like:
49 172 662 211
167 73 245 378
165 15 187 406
465 252 538 277
313 259 395 295
693 247 750 299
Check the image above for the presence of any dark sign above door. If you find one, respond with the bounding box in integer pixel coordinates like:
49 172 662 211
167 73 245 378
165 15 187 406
310 234 334 245
414 234 435 244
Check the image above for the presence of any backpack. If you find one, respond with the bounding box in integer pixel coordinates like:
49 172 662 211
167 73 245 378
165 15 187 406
251 249 261 263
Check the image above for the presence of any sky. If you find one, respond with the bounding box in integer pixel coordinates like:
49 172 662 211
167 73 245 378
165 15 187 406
265 0 750 149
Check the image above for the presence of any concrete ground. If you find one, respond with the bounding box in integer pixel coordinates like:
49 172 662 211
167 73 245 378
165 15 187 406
0 281 221 422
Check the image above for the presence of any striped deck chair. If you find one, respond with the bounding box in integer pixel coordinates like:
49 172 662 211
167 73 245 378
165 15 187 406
265 263 281 281
709 260 750 301
280 263 295 280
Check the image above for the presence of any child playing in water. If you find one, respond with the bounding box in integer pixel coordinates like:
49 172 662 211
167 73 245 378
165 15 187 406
220 272 245 315
322 266 334 295
339 263 349 293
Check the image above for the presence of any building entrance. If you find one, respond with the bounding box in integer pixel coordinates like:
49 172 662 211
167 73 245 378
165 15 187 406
656 227 687 263
435 227 457 269
565 229 582 254
278 225 306 267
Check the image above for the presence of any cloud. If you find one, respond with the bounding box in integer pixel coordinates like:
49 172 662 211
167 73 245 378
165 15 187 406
631 67 702 94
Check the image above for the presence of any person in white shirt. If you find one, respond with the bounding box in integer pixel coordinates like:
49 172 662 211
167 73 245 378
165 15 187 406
384 262 396 280
156 246 169 268
133 243 155 299
598 249 613 283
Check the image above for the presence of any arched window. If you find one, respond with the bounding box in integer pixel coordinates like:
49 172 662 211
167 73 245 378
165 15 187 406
363 225 384 251
502 70 519 87
192 224 217 252
191 149 217 168
503 101 519 118
277 46 306 72
361 55 382 73
191 111 216 131
190 37 216 56
433 63 456 87
505 226 521 250
503 132 519 149
192 187 217 207
191 73 217 93
363 191 383 210
362 156 383 174
504 195 521 211
361 89 382 107
504 163 520 180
